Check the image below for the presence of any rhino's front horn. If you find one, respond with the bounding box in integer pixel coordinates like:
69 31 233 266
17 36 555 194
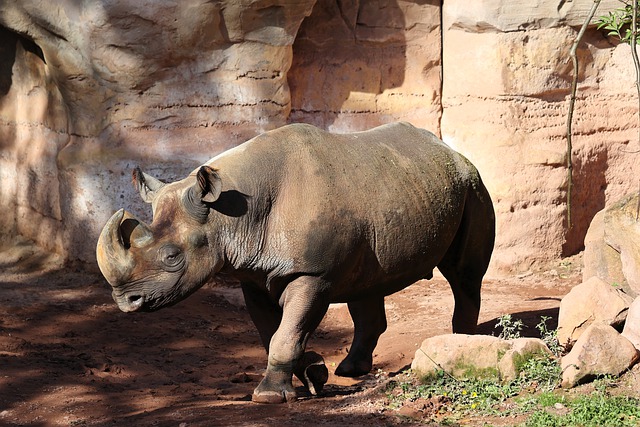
96 209 138 287
119 212 153 249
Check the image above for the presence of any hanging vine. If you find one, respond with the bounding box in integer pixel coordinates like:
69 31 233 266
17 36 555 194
566 0 602 231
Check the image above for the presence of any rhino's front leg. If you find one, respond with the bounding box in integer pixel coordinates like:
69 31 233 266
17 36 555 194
242 281 329 399
252 277 330 404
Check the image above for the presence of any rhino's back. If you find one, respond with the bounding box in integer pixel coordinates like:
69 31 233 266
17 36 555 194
210 123 479 299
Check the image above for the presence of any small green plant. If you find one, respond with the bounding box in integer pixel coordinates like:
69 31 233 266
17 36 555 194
495 314 524 340
513 391 567 414
523 390 640 427
535 391 568 408
516 352 562 392
389 369 522 416
597 1 640 44
593 374 620 393
536 316 562 356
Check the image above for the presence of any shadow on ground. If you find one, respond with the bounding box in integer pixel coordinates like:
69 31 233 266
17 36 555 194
0 241 580 426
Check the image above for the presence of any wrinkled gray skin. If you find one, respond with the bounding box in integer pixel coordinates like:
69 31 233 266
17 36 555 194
96 122 495 404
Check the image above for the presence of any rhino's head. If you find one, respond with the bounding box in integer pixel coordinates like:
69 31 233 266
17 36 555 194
96 165 224 312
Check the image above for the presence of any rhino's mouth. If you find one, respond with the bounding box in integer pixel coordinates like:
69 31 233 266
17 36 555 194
112 290 145 312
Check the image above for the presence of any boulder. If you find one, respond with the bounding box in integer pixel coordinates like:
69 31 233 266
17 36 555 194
604 193 640 296
557 276 634 348
412 334 551 381
622 297 640 351
412 334 508 379
583 209 629 294
561 324 640 388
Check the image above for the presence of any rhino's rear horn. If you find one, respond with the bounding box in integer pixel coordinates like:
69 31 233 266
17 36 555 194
133 166 166 204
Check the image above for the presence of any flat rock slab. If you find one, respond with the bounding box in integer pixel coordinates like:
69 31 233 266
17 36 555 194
412 334 551 381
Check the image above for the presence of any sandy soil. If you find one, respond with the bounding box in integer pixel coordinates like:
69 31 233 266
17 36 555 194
0 239 583 426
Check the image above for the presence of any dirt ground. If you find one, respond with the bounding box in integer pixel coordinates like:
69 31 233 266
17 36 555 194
0 238 585 427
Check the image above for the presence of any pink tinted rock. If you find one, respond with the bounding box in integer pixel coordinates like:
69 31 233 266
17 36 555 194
622 297 640 351
561 324 639 388
557 276 633 348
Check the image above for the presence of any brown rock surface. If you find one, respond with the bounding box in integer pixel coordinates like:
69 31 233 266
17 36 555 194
289 0 442 133
442 0 637 271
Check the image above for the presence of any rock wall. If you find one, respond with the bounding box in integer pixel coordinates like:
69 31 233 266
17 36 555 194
0 0 316 260
0 26 68 255
442 0 638 271
0 0 638 272
288 0 442 132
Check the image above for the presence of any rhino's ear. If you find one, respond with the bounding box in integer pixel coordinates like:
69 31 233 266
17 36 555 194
196 166 222 203
132 166 166 204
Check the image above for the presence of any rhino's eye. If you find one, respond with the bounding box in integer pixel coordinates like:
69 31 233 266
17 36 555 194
158 244 184 272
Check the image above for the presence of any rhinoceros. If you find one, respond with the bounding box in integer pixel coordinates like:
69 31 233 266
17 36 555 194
96 122 495 403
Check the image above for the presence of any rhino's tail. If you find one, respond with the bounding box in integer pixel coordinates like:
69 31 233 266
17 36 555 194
437 173 495 334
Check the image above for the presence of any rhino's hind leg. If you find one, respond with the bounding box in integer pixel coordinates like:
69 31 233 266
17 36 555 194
437 180 495 334
439 264 482 334
335 296 387 377
438 233 488 335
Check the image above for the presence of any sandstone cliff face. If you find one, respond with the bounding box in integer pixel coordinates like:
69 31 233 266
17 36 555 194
289 0 442 133
0 0 316 260
442 0 636 270
0 0 637 272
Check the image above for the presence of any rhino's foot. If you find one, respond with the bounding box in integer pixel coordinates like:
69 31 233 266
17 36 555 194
252 369 297 404
252 388 296 404
252 380 297 404
335 355 373 378
295 351 329 395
